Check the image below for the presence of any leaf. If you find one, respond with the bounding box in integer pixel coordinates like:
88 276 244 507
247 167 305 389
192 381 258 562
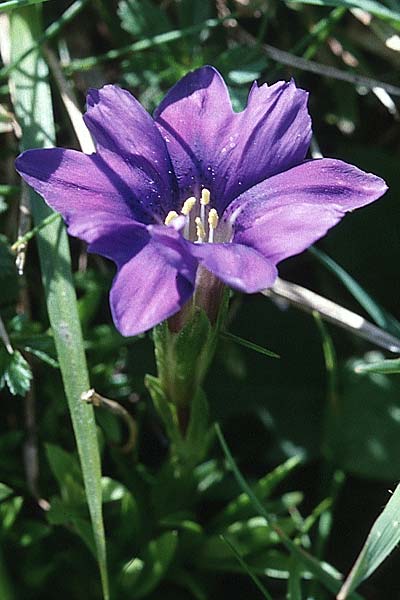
45 444 85 505
215 424 363 599
354 356 400 374
118 0 171 37
120 531 178 597
200 517 296 563
310 246 400 337
0 0 52 13
221 331 280 359
220 534 274 600
0 350 32 396
337 483 400 599
9 7 108 598
0 495 23 532
287 0 400 25
324 358 400 480
211 455 302 529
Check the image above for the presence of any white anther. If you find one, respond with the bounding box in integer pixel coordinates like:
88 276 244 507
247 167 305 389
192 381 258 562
200 188 210 206
208 208 219 243
164 210 179 225
181 196 196 216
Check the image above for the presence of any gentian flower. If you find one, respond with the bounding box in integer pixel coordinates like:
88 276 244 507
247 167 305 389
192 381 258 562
16 66 387 336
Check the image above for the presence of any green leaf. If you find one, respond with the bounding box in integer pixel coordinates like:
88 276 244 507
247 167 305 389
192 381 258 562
185 388 211 464
221 331 280 359
200 516 296 563
9 7 108 598
287 0 400 25
0 350 32 396
211 455 302 529
324 358 400 480
220 534 274 600
337 483 400 599
0 495 23 533
310 247 400 337
215 424 363 599
118 0 172 37
0 484 13 502
120 531 178 597
0 0 51 13
354 356 400 374
45 444 86 505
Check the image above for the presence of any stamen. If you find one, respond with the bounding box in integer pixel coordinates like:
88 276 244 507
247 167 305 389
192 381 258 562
200 188 210 206
181 196 196 216
195 217 206 242
208 208 219 243
164 210 179 225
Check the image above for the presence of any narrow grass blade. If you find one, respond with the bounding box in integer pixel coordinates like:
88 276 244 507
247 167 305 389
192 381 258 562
337 484 400 599
221 331 280 359
9 7 108 598
264 278 400 353
354 358 400 374
313 312 338 405
286 0 400 25
215 424 363 599
0 0 51 12
66 14 235 73
220 535 273 600
0 0 89 81
309 247 400 337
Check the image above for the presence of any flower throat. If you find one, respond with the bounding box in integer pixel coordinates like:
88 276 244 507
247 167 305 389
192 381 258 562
164 188 219 243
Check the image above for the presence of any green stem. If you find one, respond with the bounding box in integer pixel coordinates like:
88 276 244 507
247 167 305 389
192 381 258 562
11 211 60 251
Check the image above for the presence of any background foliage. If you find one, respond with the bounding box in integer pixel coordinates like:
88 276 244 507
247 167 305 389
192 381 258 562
0 0 400 598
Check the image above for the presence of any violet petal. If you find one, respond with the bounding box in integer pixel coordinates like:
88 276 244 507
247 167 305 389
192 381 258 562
154 66 311 211
84 85 178 217
89 224 197 336
233 158 388 264
189 242 278 293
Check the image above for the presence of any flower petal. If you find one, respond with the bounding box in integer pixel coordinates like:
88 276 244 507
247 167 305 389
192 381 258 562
154 66 311 210
84 85 177 217
15 147 165 233
188 242 278 293
89 224 197 336
233 158 387 264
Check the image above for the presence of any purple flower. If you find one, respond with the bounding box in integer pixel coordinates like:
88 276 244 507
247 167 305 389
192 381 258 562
16 66 387 336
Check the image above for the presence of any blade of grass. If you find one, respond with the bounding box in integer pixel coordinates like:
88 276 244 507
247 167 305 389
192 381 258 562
66 14 235 73
337 483 400 599
354 357 400 374
0 0 51 13
0 0 89 81
287 0 400 25
220 534 274 600
215 424 364 599
221 331 280 359
309 246 400 337
9 7 108 599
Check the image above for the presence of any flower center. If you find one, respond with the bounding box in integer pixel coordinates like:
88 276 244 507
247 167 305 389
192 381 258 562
164 188 220 244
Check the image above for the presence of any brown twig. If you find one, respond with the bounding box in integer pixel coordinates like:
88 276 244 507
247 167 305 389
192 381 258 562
82 389 138 454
